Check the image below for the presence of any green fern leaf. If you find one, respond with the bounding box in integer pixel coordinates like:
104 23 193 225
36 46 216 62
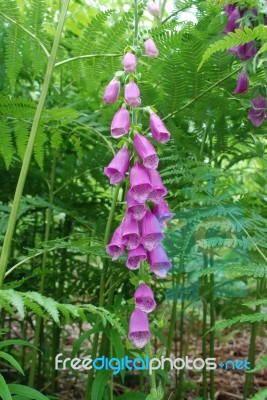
5 25 23 89
1 290 25 318
33 123 46 169
0 119 13 168
199 25 267 70
13 120 29 160
23 292 60 324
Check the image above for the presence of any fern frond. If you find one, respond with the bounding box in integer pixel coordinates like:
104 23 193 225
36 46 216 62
2 290 25 318
13 120 29 160
0 0 20 20
27 0 46 74
0 119 14 168
211 312 267 332
4 25 23 89
210 0 257 6
190 263 267 280
248 354 267 373
0 289 125 335
33 123 46 169
0 95 36 118
199 25 267 69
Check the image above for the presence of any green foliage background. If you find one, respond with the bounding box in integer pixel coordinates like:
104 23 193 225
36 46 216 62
0 0 266 399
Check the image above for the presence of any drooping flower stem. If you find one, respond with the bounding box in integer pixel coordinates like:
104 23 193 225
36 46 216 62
85 184 121 399
145 342 157 391
0 0 70 288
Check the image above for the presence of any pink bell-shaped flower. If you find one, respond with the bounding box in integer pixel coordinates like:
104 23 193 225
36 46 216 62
111 106 130 138
104 147 130 185
127 190 147 221
141 210 164 251
128 308 151 348
150 113 170 143
106 226 125 260
148 244 172 278
103 78 120 104
121 214 141 250
233 70 249 94
129 162 152 203
147 1 160 17
134 283 156 313
153 199 174 224
144 38 159 58
147 169 167 204
126 244 147 270
124 80 141 107
123 52 137 73
133 132 159 169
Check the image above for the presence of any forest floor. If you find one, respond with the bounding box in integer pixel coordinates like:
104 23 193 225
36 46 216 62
54 321 267 400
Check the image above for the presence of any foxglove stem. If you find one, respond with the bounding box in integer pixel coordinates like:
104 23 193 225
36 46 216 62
86 184 121 398
0 0 71 287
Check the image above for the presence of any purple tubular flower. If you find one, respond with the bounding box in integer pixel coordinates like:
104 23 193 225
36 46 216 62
134 283 156 313
123 52 137 73
126 245 147 270
127 190 147 221
225 5 236 16
148 244 172 278
103 78 120 104
150 113 170 143
153 199 174 224
106 226 125 260
111 106 131 138
129 162 152 203
147 169 167 204
248 97 267 127
224 7 240 34
128 308 151 348
227 41 257 61
141 210 164 251
147 1 160 17
121 214 141 250
124 80 141 108
104 147 130 185
233 70 249 94
133 132 159 169
144 38 159 58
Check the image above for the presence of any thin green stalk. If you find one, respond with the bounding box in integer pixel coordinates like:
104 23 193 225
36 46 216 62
146 342 157 391
0 0 70 288
243 311 259 399
85 184 120 399
243 278 264 399
28 152 57 387
177 295 185 400
54 53 121 68
202 255 208 399
163 273 180 393
209 262 215 400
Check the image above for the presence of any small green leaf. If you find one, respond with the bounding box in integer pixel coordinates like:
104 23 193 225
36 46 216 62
91 370 110 400
0 373 12 400
8 384 50 400
0 339 37 350
0 351 24 375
